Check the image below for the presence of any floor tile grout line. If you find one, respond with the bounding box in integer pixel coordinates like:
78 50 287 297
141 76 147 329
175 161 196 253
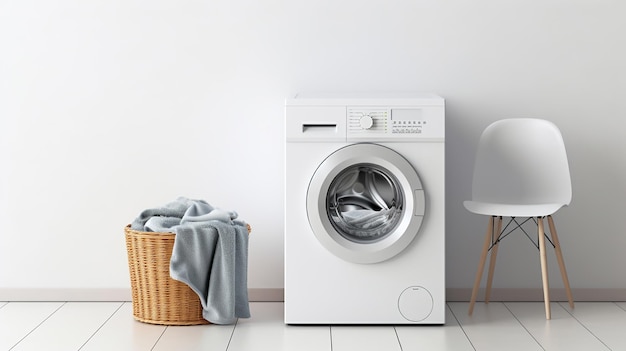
0 301 8 310
9 301 67 351
446 302 477 351
557 301 612 351
224 318 239 351
329 325 334 351
77 301 126 351
614 301 626 313
150 325 169 351
502 302 545 351
392 326 403 351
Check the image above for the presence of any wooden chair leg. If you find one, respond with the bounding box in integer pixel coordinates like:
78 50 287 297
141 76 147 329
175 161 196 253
547 215 574 309
485 216 503 304
537 217 551 319
469 216 494 315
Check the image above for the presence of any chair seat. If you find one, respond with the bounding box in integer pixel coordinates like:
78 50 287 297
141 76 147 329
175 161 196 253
463 201 566 217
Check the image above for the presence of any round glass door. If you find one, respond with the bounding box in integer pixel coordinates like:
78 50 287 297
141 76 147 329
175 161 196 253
307 143 425 264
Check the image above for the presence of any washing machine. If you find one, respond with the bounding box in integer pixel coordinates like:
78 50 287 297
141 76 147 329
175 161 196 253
284 94 445 324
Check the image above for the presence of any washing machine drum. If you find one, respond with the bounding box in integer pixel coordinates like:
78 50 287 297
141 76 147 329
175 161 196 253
307 143 425 264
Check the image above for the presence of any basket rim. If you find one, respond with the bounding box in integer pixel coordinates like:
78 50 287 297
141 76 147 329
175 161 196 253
125 223 251 235
125 224 175 236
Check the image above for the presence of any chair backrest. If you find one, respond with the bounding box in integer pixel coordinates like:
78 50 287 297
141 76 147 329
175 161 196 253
471 118 572 206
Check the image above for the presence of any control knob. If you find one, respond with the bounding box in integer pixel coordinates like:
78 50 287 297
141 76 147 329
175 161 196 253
359 115 374 129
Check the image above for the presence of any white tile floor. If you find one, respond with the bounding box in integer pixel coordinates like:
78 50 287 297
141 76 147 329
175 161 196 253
1 301 625 351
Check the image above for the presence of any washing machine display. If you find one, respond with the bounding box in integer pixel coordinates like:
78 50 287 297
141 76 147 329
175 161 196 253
307 143 425 264
285 94 445 324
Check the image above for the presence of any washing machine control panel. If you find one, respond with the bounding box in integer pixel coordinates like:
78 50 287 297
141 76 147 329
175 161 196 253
347 106 444 141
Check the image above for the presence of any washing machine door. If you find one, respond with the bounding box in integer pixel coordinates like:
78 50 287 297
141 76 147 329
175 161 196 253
307 143 425 264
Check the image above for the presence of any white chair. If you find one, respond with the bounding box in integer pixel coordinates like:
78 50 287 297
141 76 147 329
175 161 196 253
464 118 574 319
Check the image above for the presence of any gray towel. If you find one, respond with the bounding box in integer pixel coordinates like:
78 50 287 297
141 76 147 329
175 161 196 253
130 197 198 231
341 207 400 238
131 197 250 324
342 208 394 229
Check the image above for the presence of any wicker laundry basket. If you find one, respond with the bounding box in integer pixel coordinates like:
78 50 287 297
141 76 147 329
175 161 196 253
124 223 251 325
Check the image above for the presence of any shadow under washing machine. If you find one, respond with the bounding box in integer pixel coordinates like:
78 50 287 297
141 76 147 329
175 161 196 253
284 94 445 324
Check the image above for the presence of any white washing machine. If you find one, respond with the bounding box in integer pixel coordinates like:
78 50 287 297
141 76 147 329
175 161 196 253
284 94 445 324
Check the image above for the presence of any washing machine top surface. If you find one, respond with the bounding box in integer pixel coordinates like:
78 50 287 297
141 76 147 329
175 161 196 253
285 92 444 106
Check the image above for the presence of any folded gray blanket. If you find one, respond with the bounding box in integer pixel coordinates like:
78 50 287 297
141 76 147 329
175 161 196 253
131 197 250 324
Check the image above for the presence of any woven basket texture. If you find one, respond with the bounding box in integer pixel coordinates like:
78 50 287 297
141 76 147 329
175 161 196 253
125 223 250 326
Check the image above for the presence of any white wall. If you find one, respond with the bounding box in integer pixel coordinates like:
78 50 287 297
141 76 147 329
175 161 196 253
1 0 625 299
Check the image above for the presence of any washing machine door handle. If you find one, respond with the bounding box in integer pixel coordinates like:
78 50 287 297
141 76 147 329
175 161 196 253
414 189 425 216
